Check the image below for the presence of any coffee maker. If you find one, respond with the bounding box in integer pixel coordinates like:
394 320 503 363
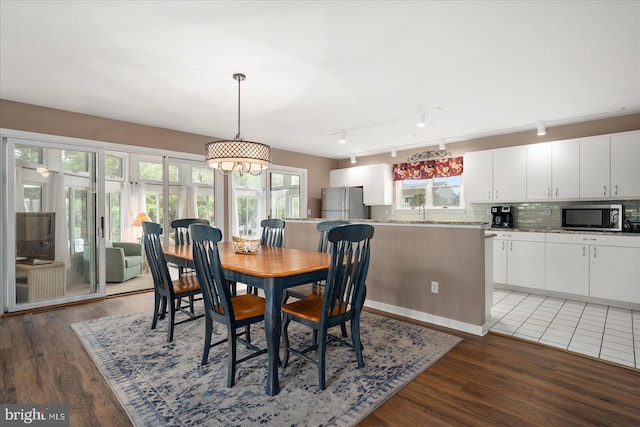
491 205 514 229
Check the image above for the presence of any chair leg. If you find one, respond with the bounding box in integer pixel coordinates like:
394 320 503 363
318 329 328 390
201 316 213 366
167 300 176 342
281 316 291 368
159 296 167 320
340 322 348 338
244 324 251 346
228 280 237 296
351 314 364 368
151 292 161 329
189 295 195 314
227 327 237 388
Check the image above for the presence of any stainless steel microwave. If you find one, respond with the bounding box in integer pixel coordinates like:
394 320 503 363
561 204 623 231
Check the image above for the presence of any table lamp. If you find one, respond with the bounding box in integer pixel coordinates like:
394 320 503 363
132 212 152 242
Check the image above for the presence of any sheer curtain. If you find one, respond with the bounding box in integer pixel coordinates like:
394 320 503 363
123 182 146 242
44 172 70 267
15 167 25 212
178 184 198 218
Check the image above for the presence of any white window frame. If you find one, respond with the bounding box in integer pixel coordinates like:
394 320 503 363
395 176 465 213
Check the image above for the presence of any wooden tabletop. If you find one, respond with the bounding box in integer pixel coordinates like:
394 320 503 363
163 242 330 278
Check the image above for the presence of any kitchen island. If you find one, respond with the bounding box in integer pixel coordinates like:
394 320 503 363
285 219 492 335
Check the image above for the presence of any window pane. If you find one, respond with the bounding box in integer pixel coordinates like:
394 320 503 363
270 172 301 218
145 192 159 221
399 179 427 208
169 164 179 183
432 176 461 207
15 146 42 164
105 155 124 179
62 151 89 173
24 185 42 212
192 167 214 185
139 161 163 181
168 193 179 223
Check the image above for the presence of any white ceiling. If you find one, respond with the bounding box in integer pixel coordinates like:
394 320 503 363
1 1 639 159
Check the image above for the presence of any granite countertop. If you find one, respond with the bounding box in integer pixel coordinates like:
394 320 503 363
487 227 640 237
286 218 488 226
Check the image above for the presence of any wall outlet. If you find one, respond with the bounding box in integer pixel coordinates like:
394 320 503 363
431 281 439 294
544 207 551 216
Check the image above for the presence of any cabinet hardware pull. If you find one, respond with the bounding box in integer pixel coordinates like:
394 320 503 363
547 187 550 197
614 185 618 195
510 242 513 251
488 190 491 199
555 188 558 197
502 241 505 250
583 238 597 241
495 190 499 199
603 185 607 196
582 246 586 256
593 247 597 258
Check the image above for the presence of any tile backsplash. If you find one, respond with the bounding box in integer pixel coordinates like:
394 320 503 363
370 200 640 230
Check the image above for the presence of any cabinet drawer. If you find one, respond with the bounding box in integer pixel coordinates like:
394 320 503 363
546 233 640 248
492 231 546 242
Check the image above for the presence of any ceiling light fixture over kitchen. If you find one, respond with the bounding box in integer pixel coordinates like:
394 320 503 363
338 132 347 144
205 73 271 176
537 121 546 136
416 112 426 128
391 148 397 157
439 140 446 151
350 153 357 164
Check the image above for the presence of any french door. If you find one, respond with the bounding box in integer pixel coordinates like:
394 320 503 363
3 137 105 311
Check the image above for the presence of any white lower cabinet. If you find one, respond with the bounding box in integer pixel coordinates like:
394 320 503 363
545 233 640 304
492 232 545 290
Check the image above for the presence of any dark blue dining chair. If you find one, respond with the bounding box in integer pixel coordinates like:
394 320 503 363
142 221 203 342
281 223 374 390
189 223 267 388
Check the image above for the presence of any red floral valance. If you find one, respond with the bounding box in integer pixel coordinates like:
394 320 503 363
392 157 464 180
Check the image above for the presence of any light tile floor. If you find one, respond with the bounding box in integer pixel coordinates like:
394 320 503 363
488 289 639 369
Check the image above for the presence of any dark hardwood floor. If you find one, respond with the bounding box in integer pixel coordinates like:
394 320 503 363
1 292 638 427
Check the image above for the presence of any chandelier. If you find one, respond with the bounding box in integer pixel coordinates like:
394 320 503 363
205 73 271 175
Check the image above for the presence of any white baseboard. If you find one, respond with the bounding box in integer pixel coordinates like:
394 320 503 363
364 299 486 336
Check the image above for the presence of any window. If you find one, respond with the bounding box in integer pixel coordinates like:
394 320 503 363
269 172 301 219
62 150 89 174
231 172 262 237
15 146 43 164
395 176 462 210
23 185 43 212
105 154 124 180
105 192 121 242
139 161 179 183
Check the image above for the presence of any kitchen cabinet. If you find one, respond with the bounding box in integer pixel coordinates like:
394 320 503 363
492 146 527 201
463 150 493 202
526 142 552 200
551 139 580 199
329 163 393 205
492 231 545 290
610 131 640 198
580 135 610 198
546 233 640 303
464 147 526 202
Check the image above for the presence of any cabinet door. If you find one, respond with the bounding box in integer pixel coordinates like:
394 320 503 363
551 139 580 199
329 168 353 187
545 243 589 295
493 146 527 201
526 142 552 200
611 132 640 198
590 246 640 303
492 239 507 284
463 150 493 202
580 136 610 198
360 164 393 205
507 240 545 289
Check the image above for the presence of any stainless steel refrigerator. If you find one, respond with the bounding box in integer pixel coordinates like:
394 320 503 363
321 187 368 220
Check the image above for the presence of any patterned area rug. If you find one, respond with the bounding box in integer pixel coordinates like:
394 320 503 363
72 309 462 426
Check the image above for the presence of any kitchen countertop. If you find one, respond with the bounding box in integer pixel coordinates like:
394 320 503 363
487 227 640 237
286 218 488 227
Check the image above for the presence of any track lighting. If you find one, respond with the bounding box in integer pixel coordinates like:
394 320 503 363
416 112 426 128
391 148 397 158
350 153 357 164
438 140 446 151
537 122 546 136
338 132 346 144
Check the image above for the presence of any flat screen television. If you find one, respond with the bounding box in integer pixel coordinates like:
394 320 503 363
15 212 56 261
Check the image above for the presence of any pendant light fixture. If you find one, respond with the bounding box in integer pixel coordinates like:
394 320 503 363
205 73 271 175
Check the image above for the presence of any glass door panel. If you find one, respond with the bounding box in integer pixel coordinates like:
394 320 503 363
10 142 101 310
269 171 301 219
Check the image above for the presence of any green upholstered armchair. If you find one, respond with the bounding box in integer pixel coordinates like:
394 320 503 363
83 240 143 283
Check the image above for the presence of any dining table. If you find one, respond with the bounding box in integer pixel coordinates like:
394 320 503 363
163 241 331 396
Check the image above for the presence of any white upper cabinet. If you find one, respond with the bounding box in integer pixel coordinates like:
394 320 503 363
526 142 552 200
580 135 611 198
610 131 640 198
493 146 527 201
463 150 493 202
329 163 393 205
551 139 580 199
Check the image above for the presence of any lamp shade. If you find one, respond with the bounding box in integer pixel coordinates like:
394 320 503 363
132 212 151 226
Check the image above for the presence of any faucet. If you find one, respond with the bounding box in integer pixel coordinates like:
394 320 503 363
417 204 426 220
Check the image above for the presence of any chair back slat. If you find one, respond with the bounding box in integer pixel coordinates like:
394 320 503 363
171 218 210 246
190 224 233 321
323 224 374 322
316 220 350 253
142 221 174 297
260 218 285 247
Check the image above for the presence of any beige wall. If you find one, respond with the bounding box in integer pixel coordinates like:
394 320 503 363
336 113 640 168
285 221 487 330
0 99 338 218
